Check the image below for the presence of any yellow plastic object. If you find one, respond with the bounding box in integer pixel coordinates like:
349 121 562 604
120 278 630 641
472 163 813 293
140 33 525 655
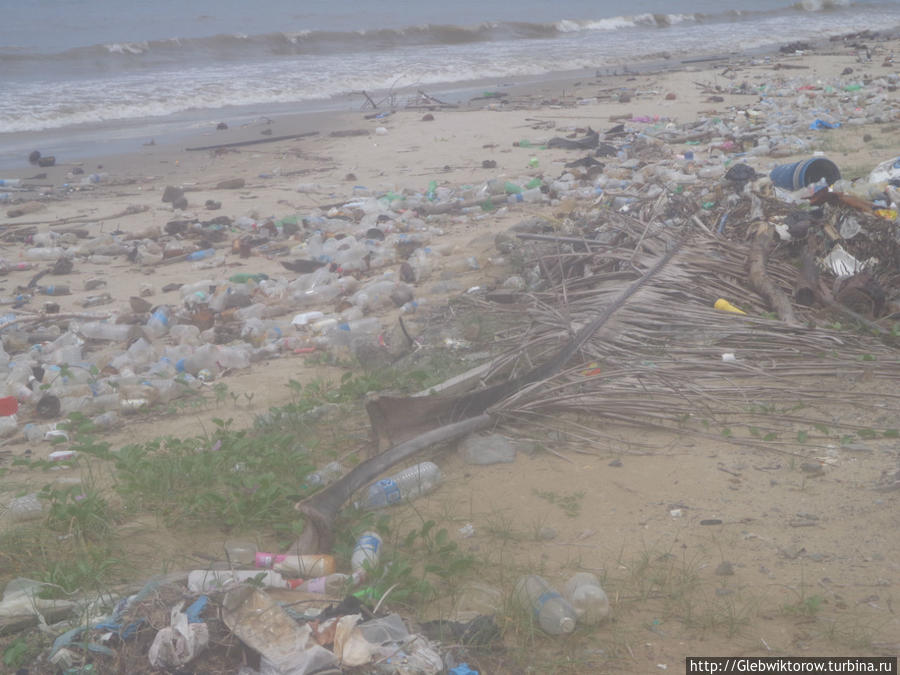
714 298 746 315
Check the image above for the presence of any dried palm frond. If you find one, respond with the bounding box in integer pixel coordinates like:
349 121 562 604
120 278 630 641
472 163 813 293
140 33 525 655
474 212 900 452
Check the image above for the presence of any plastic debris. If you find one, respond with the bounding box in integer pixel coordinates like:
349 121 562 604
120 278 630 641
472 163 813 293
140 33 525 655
148 600 210 668
223 586 337 675
822 244 876 279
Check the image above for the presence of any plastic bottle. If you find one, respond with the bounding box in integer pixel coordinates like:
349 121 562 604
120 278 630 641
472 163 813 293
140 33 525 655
294 572 351 594
306 461 344 487
23 423 51 442
6 492 43 523
186 248 215 262
0 414 18 438
320 317 381 352
564 572 610 624
225 541 257 566
24 247 69 261
179 279 215 299
400 299 425 314
81 293 112 307
514 575 577 634
254 553 335 577
291 311 325 329
408 248 433 283
145 307 170 338
520 187 546 203
360 461 442 510
186 569 291 592
351 531 382 578
40 285 70 296
90 411 119 429
169 324 201 345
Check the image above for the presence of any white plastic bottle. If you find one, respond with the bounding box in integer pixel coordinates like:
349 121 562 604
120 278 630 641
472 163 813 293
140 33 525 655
76 321 132 341
515 575 577 634
186 569 291 592
564 572 610 624
351 531 382 580
360 461 442 510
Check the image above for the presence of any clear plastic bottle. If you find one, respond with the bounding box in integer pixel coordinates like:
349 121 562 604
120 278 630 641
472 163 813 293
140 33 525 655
514 575 577 634
81 293 112 308
145 307 171 338
90 411 119 429
24 247 69 261
225 540 257 566
564 572 610 624
520 187 546 203
408 247 433 283
400 299 425 314
0 414 18 438
319 317 380 352
186 569 291 592
306 461 344 487
77 321 134 342
360 461 442 510
6 492 43 523
351 531 382 579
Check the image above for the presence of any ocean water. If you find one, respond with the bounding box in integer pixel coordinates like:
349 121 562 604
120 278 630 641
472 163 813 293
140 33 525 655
1 0 899 166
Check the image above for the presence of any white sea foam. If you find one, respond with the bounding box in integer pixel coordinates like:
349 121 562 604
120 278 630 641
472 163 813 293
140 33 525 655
103 41 149 55
2 3 898 135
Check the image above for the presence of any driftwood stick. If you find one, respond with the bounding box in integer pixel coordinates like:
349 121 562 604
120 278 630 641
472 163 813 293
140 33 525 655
747 222 800 326
361 90 378 109
795 247 819 307
185 131 318 152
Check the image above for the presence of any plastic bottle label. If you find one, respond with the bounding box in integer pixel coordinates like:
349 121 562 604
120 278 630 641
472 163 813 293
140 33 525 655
535 590 563 620
255 552 286 568
355 535 381 555
305 576 327 593
377 479 402 504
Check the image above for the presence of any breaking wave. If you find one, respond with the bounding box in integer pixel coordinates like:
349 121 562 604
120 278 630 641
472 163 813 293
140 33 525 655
0 0 876 73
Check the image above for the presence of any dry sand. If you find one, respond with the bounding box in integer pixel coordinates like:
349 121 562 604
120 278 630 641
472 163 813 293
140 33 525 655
1 35 899 670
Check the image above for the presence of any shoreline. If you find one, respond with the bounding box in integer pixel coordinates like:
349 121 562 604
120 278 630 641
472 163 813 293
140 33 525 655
2 26 892 174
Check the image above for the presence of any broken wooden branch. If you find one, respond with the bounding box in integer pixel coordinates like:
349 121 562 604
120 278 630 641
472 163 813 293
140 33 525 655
293 238 686 552
185 132 318 152
294 414 493 553
747 221 800 326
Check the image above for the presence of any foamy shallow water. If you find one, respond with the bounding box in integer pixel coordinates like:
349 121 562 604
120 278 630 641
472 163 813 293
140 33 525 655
0 0 897 167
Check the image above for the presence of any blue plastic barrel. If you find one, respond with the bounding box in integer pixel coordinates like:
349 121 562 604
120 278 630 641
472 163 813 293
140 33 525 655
769 157 841 190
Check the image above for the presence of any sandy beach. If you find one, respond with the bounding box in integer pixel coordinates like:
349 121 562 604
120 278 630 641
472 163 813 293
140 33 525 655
1 30 900 671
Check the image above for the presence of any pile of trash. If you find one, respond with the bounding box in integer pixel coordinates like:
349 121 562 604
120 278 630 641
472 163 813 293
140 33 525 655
1 60 898 447
1 47 899 671
0 526 610 673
